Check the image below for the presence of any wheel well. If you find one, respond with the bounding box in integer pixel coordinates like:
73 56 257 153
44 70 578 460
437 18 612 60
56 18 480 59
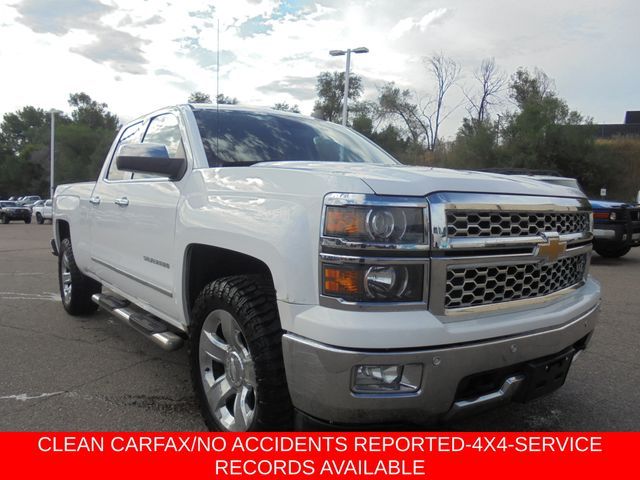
184 244 274 311
57 220 70 242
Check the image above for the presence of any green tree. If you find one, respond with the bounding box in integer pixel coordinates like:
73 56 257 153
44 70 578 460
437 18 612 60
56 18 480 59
500 68 594 173
68 92 119 131
188 91 212 103
449 118 500 169
0 106 49 154
0 93 119 198
313 71 362 123
216 93 238 105
272 102 300 113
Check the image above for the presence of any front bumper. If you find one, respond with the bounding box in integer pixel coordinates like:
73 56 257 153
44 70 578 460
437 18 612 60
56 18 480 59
593 221 640 247
6 211 31 220
282 304 598 425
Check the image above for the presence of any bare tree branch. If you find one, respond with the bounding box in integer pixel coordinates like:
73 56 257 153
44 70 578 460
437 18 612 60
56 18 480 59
464 57 506 122
424 52 461 149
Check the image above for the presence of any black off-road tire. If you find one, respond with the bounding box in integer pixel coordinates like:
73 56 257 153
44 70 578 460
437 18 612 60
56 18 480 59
58 238 101 315
24 217 31 224
36 213 44 224
189 275 293 431
594 245 631 258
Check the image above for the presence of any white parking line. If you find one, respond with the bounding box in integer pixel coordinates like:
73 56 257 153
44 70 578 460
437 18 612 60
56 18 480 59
0 292 60 301
0 392 65 401
0 272 46 276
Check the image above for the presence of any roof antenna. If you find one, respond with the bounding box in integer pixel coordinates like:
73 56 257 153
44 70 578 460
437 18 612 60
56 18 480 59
216 18 220 159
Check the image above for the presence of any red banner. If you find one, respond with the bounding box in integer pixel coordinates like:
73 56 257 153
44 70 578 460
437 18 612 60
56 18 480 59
2 432 633 479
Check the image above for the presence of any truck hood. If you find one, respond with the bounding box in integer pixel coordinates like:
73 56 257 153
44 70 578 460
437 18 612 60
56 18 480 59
258 162 583 198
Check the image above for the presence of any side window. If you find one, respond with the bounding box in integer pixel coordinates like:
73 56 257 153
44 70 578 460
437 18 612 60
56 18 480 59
107 122 142 180
132 114 185 180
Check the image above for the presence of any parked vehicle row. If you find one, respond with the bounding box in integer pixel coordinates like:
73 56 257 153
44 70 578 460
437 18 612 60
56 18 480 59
0 201 32 224
0 198 53 224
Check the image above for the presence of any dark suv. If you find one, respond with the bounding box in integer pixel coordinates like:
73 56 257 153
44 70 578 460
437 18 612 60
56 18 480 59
591 200 640 257
0 201 32 224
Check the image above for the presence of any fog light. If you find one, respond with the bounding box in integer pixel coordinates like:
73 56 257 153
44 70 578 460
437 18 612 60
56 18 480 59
352 364 422 394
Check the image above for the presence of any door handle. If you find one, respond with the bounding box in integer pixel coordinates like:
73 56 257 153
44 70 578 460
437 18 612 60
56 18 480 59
89 196 101 205
114 197 129 207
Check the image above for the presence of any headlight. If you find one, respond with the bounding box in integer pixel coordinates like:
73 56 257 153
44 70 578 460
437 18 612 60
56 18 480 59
324 205 424 244
322 263 423 302
320 194 428 306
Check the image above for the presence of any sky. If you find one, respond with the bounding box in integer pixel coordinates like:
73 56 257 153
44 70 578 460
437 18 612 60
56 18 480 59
0 0 638 139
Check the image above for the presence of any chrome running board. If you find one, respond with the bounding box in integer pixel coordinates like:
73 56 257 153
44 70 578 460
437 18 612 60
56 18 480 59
91 293 184 351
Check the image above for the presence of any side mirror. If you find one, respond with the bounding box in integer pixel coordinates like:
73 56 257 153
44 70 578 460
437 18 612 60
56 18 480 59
116 143 187 181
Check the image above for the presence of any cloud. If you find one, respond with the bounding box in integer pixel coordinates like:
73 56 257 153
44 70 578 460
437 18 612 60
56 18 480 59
257 75 318 100
389 7 449 40
14 0 113 34
71 26 150 74
118 14 165 27
176 36 237 69
188 5 216 19
237 15 273 38
13 0 150 74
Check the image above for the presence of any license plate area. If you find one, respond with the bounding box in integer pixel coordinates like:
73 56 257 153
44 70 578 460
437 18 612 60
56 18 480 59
514 347 575 402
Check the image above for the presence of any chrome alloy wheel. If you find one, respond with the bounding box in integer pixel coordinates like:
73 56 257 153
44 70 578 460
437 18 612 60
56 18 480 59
61 251 72 305
199 309 257 431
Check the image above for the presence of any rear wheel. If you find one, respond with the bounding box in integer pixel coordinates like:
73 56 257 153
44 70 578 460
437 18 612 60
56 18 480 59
1 214 9 224
24 217 31 224
189 275 293 431
36 213 43 224
595 245 631 258
58 238 101 315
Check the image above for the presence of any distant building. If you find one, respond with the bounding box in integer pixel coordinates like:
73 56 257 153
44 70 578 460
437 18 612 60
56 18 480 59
594 111 640 138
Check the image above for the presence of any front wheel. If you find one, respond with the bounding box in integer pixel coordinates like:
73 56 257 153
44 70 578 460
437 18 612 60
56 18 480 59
189 275 293 431
24 217 31 224
36 213 43 224
58 238 101 315
595 245 631 258
1 214 9 224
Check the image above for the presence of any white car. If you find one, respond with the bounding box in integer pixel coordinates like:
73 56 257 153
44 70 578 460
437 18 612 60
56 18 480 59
51 105 601 431
32 199 52 224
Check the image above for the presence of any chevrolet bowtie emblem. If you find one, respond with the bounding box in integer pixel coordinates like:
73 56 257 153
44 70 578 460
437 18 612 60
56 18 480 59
534 233 567 264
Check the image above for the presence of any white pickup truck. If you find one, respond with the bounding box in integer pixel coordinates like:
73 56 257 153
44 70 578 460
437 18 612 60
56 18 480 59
32 199 53 224
52 105 600 431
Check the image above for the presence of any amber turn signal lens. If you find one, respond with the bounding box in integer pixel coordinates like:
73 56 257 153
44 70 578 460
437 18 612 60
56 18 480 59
323 265 363 296
324 207 366 236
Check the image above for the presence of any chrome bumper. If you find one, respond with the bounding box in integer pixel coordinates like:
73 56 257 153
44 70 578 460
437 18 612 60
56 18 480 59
593 228 616 239
282 304 599 425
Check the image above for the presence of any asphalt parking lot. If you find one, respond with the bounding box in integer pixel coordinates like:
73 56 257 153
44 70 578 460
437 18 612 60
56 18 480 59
1 223 638 431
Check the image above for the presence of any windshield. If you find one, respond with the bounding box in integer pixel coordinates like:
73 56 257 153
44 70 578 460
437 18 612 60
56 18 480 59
1 202 18 207
193 109 399 168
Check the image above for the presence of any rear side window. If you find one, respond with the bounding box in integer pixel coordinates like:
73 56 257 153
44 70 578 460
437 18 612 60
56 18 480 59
107 122 142 180
133 114 185 179
142 114 184 158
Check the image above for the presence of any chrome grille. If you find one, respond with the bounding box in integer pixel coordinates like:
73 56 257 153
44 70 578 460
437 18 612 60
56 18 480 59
445 254 588 309
446 211 590 237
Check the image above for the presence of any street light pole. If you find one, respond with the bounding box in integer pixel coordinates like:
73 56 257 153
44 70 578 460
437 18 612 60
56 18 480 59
48 109 62 200
341 49 351 126
329 46 369 126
